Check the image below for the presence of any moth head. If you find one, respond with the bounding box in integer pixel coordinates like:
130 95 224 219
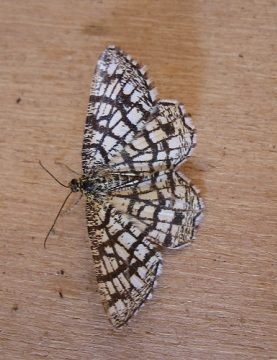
69 178 81 192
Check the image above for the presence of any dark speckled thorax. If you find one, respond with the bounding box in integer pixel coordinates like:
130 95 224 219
68 170 141 198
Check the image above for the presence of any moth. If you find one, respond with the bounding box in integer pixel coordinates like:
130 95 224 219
45 46 203 328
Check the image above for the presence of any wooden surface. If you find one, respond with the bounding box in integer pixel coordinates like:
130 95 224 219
1 1 276 359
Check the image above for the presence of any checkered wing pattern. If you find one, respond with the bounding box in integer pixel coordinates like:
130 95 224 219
82 46 156 172
110 100 196 175
86 198 162 328
108 170 203 249
70 46 203 328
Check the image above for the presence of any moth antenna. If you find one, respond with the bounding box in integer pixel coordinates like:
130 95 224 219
55 161 80 176
39 160 69 188
44 191 73 248
39 160 73 247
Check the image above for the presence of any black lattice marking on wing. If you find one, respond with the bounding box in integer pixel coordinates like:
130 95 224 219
86 198 162 328
63 45 204 328
108 170 203 249
110 101 196 175
82 46 156 173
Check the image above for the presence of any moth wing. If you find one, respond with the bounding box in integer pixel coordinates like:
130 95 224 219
86 197 162 328
110 101 196 174
109 170 203 249
82 46 156 173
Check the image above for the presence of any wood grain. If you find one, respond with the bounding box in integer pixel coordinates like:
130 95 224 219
1 1 276 359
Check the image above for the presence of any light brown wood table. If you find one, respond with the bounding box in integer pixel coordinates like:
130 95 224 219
1 1 276 359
